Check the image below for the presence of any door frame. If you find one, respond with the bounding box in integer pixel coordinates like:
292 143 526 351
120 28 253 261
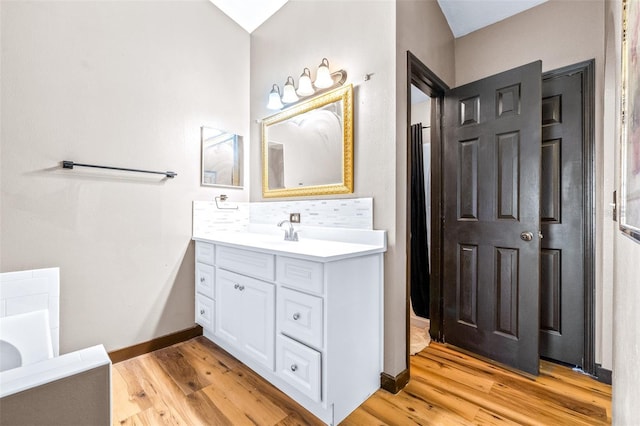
405 51 448 371
542 59 596 376
405 56 597 377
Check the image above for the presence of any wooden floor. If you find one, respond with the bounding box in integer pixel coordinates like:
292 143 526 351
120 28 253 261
112 337 611 425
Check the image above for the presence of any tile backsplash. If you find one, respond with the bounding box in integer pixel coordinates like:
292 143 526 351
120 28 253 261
193 197 373 236
250 198 373 229
192 201 250 235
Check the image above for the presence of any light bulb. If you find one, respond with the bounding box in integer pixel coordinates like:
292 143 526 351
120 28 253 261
297 68 315 97
266 84 284 110
314 58 334 89
281 76 299 104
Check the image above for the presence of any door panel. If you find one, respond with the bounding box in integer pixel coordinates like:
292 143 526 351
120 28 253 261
539 72 584 366
242 277 275 370
443 61 542 375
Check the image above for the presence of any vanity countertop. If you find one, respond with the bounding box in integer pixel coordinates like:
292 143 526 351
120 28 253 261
192 229 386 262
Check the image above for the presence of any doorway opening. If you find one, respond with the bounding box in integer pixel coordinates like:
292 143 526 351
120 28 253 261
406 52 448 365
409 83 433 355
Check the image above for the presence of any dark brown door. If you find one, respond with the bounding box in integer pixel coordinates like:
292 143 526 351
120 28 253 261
442 61 542 375
540 72 584 366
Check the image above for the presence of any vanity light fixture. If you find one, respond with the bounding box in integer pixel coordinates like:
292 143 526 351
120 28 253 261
281 76 299 104
266 58 348 110
296 68 315 97
267 84 284 110
314 58 334 89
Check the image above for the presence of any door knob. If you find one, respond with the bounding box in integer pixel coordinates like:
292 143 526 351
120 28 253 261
293 312 301 320
520 231 534 241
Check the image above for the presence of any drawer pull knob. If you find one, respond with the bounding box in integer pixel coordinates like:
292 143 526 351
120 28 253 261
290 364 298 372
234 283 240 289
200 309 205 315
200 277 206 282
293 312 301 320
239 285 245 291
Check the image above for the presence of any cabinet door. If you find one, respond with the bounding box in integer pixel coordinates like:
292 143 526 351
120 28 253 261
215 269 243 347
215 268 275 371
241 276 275 371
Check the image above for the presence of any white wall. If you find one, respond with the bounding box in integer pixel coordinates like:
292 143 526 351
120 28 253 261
454 0 611 370
0 1 250 353
604 0 640 422
250 0 402 373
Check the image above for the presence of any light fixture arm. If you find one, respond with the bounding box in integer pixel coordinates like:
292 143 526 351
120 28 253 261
331 69 347 86
281 69 348 108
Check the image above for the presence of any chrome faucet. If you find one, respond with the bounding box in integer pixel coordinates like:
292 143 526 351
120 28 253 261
277 220 299 241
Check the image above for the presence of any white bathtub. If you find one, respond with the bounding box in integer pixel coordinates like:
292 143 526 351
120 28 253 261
0 309 53 373
0 267 112 425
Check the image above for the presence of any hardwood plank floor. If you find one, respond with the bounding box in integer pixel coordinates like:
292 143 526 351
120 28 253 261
112 337 611 425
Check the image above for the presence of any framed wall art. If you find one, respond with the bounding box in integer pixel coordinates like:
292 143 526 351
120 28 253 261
621 0 640 242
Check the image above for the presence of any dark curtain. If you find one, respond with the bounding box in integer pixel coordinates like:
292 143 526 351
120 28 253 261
410 123 430 318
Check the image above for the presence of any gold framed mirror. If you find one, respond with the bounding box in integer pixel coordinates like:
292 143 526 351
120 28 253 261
261 84 353 198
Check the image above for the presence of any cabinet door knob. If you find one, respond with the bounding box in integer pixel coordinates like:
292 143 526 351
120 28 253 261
293 312 301 320
234 283 240 289
200 277 205 282
239 285 245 291
290 364 298 372
200 309 205 315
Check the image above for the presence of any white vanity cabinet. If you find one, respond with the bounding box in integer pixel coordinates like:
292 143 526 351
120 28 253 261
193 233 385 426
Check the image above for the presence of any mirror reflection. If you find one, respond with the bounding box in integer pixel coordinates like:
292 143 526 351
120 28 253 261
262 84 353 198
201 127 243 188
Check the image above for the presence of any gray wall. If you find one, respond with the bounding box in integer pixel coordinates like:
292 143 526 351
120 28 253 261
0 1 250 353
454 0 611 371
250 0 455 377
395 0 455 375
604 0 640 422
249 0 400 373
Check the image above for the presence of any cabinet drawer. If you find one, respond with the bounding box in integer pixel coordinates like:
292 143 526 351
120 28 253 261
276 334 321 402
195 294 214 331
195 241 215 266
196 263 215 299
217 246 275 282
277 257 324 295
278 287 323 349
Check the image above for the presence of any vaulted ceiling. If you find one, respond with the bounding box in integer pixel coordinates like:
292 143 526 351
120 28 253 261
210 0 549 37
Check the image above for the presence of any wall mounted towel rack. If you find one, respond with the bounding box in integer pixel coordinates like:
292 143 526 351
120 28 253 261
62 161 177 178
215 194 238 210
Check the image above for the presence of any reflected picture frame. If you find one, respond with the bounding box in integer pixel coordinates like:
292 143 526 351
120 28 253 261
621 0 640 242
